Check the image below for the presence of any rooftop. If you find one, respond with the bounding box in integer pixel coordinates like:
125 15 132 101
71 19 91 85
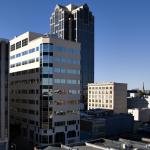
81 109 132 121
88 82 127 86
42 138 150 150
54 3 89 13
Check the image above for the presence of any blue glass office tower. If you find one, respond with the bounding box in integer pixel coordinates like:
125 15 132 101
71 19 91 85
50 4 94 108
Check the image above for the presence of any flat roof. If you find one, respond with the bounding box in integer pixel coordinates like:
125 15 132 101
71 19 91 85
44 138 150 150
88 82 127 86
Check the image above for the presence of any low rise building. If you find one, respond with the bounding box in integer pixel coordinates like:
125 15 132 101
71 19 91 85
127 97 148 109
127 90 140 98
128 108 150 122
80 110 133 141
41 138 150 150
88 82 127 113
127 95 150 122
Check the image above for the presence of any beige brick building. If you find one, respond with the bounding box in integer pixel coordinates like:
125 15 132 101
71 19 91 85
88 82 127 113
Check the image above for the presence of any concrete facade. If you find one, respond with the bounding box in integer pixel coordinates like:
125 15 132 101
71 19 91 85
9 32 80 145
88 82 127 113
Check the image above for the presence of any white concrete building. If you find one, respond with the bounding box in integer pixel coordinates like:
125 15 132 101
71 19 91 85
128 108 150 122
144 95 150 108
0 39 9 150
127 94 150 122
9 32 80 145
129 92 140 98
88 82 127 113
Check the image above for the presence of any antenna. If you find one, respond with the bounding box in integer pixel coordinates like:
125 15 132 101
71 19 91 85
142 82 145 92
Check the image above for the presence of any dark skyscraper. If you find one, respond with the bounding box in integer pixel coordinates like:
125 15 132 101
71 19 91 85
0 39 9 150
50 4 94 107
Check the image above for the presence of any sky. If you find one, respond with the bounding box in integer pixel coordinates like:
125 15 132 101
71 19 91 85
0 0 150 89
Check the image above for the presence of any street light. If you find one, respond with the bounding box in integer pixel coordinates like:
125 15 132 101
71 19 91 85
10 143 16 150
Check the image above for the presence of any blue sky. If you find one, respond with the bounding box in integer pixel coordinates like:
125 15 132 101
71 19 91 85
1 0 150 89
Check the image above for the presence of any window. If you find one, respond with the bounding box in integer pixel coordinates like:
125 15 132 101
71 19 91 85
42 67 52 74
41 135 48 144
11 44 15 51
54 79 60 84
16 41 21 49
29 110 35 115
69 90 78 95
29 58 35 63
22 50 28 56
22 60 28 65
36 47 39 51
61 68 66 73
54 79 79 85
10 55 15 59
43 52 49 55
10 64 15 68
67 120 76 125
54 79 64 84
54 68 60 73
42 56 52 63
53 57 79 65
43 44 49 52
54 111 65 115
36 57 39 62
42 78 52 85
55 121 65 126
16 53 21 58
54 68 80 75
60 79 65 84
29 48 35 53
22 38 28 47
16 62 21 67
29 90 35 94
